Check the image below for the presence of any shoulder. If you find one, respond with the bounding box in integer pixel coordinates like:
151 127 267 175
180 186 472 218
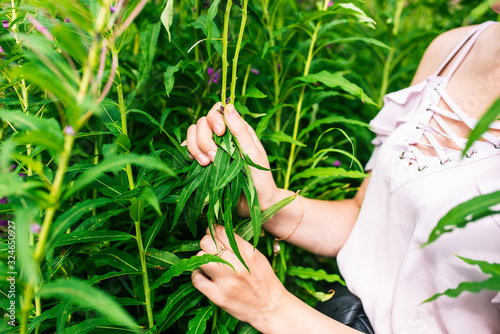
410 25 478 85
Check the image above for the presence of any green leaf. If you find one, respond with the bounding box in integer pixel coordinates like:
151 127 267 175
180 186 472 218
298 115 369 139
288 266 345 284
222 188 249 272
36 278 140 331
295 279 335 302
193 164 212 220
115 134 131 153
262 131 306 147
26 303 59 333
423 276 500 303
290 167 367 183
54 230 134 247
61 317 112 334
164 63 180 97
144 214 168 251
238 324 259 334
65 154 175 199
457 255 500 277
464 97 500 155
86 271 141 286
422 191 500 246
214 152 244 191
296 71 375 105
187 304 216 334
243 87 267 99
146 248 181 268
45 198 115 253
161 0 174 41
206 0 221 60
172 169 206 230
156 282 203 332
91 248 140 272
191 14 223 56
151 254 234 289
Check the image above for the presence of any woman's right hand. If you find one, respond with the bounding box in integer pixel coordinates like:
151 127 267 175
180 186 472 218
184 102 279 213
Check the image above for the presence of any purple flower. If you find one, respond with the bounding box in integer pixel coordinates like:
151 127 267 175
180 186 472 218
0 45 5 60
10 164 16 172
2 20 9 29
110 5 116 12
0 220 8 228
277 63 281 71
333 160 341 167
208 68 221 84
64 125 76 136
328 1 334 7
250 68 259 75
64 17 71 23
0 197 9 205
19 173 26 178
30 223 41 234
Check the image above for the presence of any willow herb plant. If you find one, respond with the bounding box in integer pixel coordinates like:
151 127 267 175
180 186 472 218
2 0 494 333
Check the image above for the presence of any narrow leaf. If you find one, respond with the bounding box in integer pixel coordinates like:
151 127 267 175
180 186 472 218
187 304 216 334
423 191 500 246
151 254 234 289
37 278 140 331
54 230 134 247
161 0 174 41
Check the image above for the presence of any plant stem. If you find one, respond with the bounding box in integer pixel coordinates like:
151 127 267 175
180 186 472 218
111 43 154 330
221 0 232 106
135 219 155 329
229 0 249 105
283 0 328 190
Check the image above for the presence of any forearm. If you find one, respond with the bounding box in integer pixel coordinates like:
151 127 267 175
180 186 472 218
254 290 363 334
262 188 361 257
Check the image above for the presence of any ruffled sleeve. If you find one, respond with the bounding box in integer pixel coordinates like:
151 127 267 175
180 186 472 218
365 81 426 171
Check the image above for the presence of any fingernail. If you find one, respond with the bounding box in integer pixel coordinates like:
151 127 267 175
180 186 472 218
196 154 210 165
181 140 187 146
226 104 237 118
208 150 216 161
214 124 223 135
189 154 194 160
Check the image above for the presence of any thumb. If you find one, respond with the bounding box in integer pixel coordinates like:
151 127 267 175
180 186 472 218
224 104 259 155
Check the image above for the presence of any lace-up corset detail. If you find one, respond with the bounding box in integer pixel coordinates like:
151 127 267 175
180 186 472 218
366 21 500 191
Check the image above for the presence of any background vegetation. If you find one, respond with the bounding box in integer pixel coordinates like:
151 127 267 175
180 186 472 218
0 0 497 333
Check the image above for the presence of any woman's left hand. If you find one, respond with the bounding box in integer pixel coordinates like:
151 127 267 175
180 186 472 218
192 225 290 333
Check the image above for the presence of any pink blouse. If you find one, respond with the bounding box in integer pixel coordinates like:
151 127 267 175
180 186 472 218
337 21 500 333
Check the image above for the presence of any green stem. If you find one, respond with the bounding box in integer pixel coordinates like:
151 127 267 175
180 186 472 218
229 0 249 105
221 0 232 106
283 0 328 190
135 220 154 329
111 44 153 330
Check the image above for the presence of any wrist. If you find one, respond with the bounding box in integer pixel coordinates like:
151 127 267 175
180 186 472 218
259 187 294 212
250 288 296 334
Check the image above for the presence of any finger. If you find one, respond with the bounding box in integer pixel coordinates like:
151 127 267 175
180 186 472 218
192 269 224 304
224 104 257 149
199 233 225 255
181 140 194 160
187 124 210 166
212 224 253 255
196 117 219 162
207 102 226 137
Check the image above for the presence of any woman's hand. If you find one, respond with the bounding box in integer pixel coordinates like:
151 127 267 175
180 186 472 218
184 102 279 211
192 225 292 333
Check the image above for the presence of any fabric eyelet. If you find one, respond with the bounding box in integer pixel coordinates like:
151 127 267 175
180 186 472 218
440 158 452 165
399 152 406 159
494 144 500 149
466 148 477 158
418 165 428 172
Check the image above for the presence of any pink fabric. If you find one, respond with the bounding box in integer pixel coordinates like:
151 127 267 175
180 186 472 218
337 21 500 333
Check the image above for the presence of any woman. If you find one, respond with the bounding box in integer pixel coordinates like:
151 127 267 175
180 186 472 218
183 14 500 334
